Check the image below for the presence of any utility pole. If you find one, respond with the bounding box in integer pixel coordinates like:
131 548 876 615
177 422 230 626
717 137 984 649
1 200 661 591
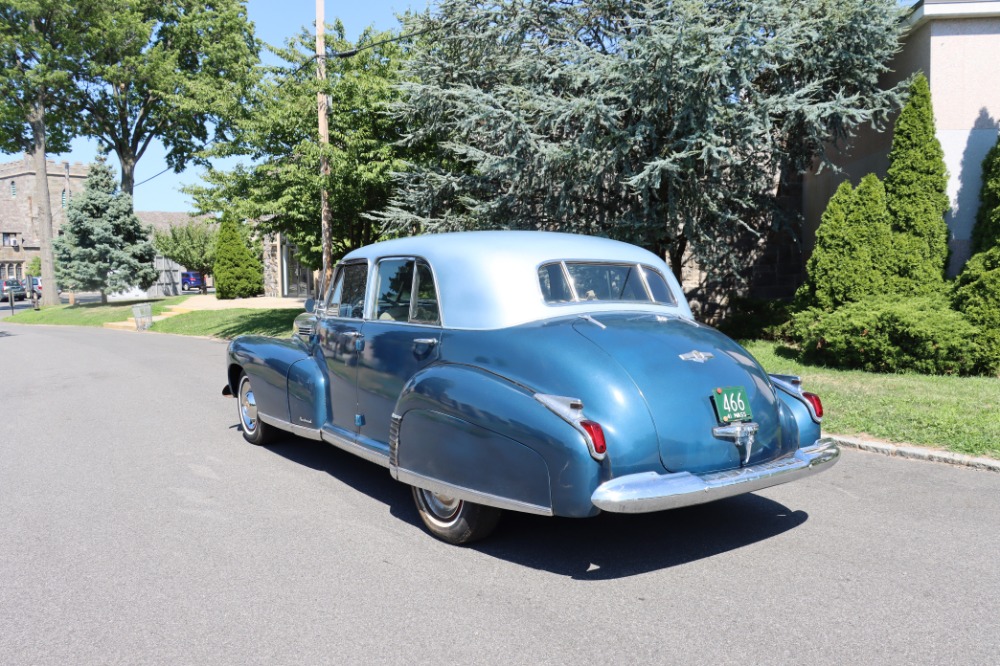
316 0 333 285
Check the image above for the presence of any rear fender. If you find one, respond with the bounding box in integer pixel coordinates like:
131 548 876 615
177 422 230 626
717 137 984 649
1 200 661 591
391 363 604 517
770 375 822 448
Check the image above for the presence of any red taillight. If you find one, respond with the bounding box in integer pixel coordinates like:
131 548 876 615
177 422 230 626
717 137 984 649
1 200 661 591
580 420 606 455
803 392 823 419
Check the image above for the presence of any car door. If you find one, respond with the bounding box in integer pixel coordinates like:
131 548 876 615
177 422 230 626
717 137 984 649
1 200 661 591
355 258 442 448
318 261 369 441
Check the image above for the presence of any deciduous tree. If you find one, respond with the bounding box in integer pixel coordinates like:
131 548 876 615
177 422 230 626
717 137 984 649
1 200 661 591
188 24 408 269
74 0 259 196
153 218 217 294
0 0 86 306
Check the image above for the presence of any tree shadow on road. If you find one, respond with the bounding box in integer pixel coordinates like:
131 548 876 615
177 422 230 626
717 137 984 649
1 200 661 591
262 432 808 580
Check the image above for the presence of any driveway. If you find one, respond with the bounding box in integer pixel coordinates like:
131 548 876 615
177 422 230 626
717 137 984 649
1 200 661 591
1 321 998 665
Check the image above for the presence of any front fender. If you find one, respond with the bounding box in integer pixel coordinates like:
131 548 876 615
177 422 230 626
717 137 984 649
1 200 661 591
227 335 318 426
391 363 604 517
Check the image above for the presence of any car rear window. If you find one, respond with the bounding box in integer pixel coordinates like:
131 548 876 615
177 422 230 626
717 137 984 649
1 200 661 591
537 262 676 306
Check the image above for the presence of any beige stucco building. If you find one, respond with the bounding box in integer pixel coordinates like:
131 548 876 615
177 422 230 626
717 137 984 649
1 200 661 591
0 155 88 281
803 0 1000 276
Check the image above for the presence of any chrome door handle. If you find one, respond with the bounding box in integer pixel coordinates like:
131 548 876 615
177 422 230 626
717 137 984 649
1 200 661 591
413 338 438 346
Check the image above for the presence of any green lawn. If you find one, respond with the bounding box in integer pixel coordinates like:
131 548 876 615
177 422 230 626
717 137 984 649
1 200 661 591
150 308 299 338
745 340 1000 459
7 296 189 327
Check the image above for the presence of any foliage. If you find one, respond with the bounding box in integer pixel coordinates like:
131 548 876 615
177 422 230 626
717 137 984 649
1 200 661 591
745 340 1000 459
973 135 1000 255
795 176 896 309
213 214 262 299
716 296 793 342
53 157 158 303
153 218 218 292
187 24 409 266
789 295 999 377
0 1 82 154
72 0 259 195
884 73 950 289
381 0 904 288
951 245 1000 360
25 256 41 277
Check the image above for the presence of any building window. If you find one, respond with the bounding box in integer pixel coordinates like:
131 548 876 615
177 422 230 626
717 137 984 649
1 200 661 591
62 189 67 208
15 263 22 280
9 181 15 197
1 233 15 247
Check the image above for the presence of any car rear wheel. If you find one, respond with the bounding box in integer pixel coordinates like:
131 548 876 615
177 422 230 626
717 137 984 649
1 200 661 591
237 372 275 446
411 486 501 544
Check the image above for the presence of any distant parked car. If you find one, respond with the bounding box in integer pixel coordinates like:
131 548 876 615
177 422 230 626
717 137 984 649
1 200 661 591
20 277 41 298
181 271 204 292
1 278 26 302
222 231 839 544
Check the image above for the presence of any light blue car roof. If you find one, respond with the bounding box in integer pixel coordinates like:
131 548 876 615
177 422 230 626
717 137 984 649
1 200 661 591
341 231 694 330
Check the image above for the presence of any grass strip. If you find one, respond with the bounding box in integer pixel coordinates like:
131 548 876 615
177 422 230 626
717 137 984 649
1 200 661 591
7 296 189 327
745 340 1000 459
150 308 299 339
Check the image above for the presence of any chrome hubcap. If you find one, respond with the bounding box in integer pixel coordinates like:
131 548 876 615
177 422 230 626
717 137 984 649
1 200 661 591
239 379 258 433
420 489 462 523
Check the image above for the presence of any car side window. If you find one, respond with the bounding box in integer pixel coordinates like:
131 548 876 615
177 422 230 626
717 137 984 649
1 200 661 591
375 259 414 321
412 260 440 324
328 263 368 319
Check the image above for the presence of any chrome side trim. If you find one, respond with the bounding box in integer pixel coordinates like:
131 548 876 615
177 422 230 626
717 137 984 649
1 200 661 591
770 373 822 423
388 412 402 474
321 425 390 468
591 438 841 514
258 412 322 441
396 468 554 516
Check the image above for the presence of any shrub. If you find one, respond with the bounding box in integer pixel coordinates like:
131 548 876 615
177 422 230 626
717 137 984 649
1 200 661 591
951 246 1000 363
884 73 950 287
790 295 999 376
214 216 263 300
973 137 1000 255
796 175 895 309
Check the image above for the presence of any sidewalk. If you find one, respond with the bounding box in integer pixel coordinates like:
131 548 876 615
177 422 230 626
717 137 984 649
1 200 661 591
176 294 307 311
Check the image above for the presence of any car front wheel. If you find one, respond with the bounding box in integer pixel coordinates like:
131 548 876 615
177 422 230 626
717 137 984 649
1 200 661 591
237 372 275 445
411 486 501 544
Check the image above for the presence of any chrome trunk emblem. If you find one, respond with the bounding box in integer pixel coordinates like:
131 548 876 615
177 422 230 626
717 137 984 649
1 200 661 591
713 422 759 465
679 350 713 363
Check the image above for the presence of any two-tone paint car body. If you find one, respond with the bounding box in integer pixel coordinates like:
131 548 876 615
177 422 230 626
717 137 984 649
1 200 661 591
223 231 839 543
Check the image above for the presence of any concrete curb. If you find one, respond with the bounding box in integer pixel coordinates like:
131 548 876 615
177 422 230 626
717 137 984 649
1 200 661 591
831 434 1000 473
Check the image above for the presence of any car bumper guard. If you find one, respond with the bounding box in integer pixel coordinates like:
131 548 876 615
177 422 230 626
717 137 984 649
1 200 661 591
591 438 840 513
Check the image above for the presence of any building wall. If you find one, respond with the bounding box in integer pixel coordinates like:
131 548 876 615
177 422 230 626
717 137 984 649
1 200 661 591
931 16 1000 272
0 155 88 280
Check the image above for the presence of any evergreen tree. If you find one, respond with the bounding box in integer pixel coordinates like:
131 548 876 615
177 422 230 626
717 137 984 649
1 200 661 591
796 175 895 309
153 219 217 294
884 74 950 286
972 135 1000 255
53 157 157 304
382 0 904 288
213 215 262 299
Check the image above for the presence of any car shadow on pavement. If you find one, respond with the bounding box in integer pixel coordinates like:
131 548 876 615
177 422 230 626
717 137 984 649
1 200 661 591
262 433 808 580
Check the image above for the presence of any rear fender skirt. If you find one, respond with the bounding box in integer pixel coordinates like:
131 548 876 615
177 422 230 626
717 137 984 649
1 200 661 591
392 363 603 518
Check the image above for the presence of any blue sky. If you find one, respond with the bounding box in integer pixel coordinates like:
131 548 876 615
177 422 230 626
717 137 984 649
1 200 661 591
54 0 428 213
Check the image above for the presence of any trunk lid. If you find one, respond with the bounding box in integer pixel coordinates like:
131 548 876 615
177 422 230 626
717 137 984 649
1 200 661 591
572 313 789 474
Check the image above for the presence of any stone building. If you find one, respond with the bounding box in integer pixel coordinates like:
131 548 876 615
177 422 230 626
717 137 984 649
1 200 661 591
0 155 88 281
262 232 315 299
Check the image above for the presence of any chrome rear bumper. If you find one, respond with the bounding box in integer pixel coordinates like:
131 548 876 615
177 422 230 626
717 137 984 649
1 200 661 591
591 438 840 513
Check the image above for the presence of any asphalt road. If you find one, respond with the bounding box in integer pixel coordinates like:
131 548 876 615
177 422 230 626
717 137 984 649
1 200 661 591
1 320 998 665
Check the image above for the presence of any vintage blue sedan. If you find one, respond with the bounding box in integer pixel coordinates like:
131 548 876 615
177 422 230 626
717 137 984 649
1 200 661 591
223 231 839 543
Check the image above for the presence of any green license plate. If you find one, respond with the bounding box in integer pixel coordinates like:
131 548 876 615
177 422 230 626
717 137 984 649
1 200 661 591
712 386 753 423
